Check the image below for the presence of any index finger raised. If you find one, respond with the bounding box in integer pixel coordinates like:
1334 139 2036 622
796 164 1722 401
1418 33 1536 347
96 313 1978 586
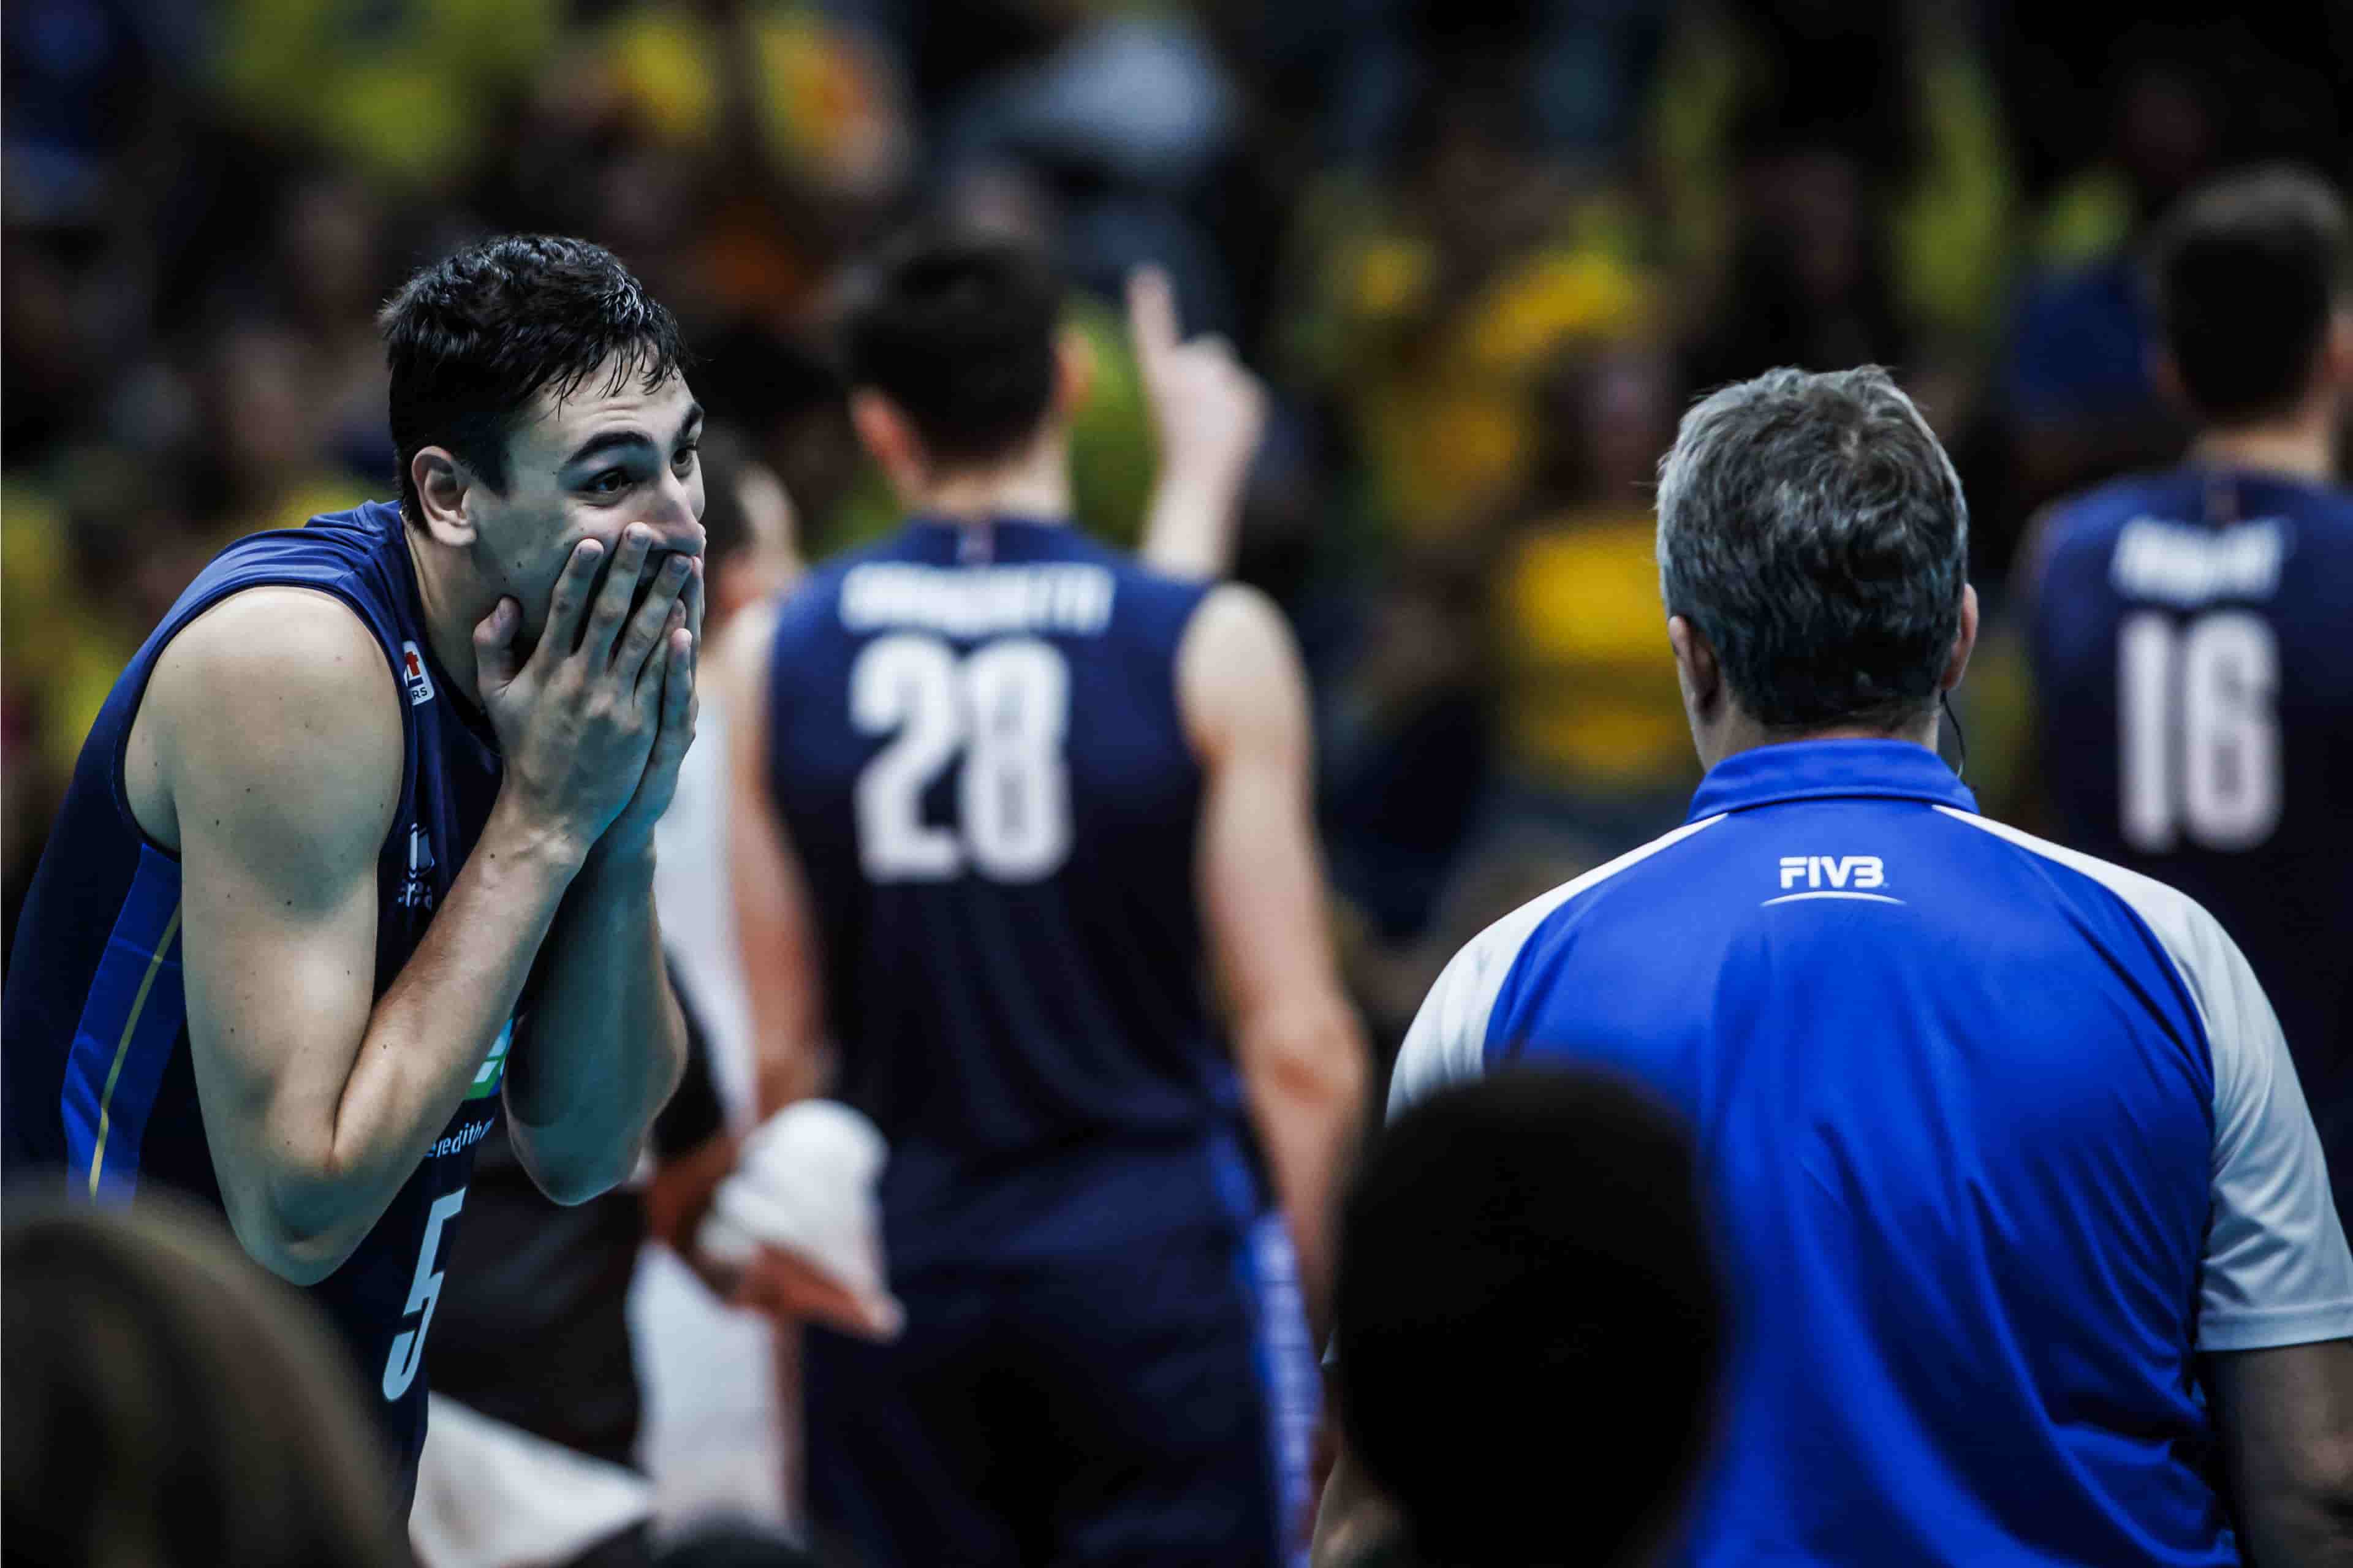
1127 266 1180 378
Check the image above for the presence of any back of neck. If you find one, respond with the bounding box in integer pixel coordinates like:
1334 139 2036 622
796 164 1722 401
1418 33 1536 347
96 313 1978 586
2191 416 2338 486
908 440 1072 525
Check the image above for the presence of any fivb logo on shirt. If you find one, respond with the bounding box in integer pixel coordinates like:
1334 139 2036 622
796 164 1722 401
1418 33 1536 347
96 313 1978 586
1766 855 1904 906
400 641 435 706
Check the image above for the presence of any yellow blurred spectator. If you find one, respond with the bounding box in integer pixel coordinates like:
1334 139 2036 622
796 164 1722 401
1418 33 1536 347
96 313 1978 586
1290 162 1657 539
217 0 560 191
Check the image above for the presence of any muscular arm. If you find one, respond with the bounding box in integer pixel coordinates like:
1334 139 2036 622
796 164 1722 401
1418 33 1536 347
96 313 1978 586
2210 1341 2353 1565
1180 585 1369 1335
717 599 828 1118
151 590 583 1286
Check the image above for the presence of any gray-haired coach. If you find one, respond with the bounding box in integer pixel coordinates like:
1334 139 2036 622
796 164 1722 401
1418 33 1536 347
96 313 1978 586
1315 367 2353 1568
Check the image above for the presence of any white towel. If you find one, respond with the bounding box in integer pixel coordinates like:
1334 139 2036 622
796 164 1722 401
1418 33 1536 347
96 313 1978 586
697 1100 901 1336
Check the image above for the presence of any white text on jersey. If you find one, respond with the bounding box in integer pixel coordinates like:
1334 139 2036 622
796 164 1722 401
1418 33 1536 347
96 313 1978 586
2109 517 2290 607
842 562 1116 639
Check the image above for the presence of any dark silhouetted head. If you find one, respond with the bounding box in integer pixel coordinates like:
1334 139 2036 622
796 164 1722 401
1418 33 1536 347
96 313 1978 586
1335 1067 1727 1568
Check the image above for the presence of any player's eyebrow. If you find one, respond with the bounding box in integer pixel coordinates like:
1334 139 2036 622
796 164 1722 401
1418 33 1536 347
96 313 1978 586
559 403 705 471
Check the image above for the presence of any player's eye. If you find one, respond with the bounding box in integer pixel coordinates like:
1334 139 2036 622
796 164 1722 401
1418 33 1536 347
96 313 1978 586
672 443 699 476
586 468 630 497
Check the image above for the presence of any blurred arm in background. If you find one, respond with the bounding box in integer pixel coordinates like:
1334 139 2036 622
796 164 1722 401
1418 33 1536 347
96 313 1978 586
1180 582 1369 1339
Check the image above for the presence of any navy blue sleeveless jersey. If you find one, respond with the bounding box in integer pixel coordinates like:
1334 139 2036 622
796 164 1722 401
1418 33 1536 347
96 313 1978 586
765 518 1264 1267
2 501 509 1504
2029 466 2353 1218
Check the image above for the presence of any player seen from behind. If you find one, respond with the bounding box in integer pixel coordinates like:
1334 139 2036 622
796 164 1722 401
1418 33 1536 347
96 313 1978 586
718 229 1368 1568
2026 165 2353 1224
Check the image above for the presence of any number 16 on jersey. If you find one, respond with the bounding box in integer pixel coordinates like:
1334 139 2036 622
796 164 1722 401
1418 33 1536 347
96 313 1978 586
2118 610 2282 852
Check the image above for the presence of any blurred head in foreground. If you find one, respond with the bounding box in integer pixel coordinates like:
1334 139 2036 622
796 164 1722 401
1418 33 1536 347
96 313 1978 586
2148 165 2351 434
1334 1068 1728 1568
2 1200 403 1568
1654 365 1975 768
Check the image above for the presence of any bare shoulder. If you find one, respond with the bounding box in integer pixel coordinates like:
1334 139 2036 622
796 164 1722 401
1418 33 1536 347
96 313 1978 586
710 591 788 749
139 586 403 850
1176 582 1309 757
713 593 784 699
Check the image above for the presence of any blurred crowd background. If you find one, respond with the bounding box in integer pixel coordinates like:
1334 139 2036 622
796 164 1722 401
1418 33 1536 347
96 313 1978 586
5 0 2349 1069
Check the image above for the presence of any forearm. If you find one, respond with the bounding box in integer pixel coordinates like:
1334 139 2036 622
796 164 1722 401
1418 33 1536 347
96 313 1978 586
1311 1447 1401 1568
246 804 582 1282
2236 1495 2353 1566
1236 995 1368 1339
503 844 688 1203
1140 468 1240 580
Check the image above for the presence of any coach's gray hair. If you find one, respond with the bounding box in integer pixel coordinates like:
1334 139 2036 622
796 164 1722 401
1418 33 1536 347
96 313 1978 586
1654 366 1968 732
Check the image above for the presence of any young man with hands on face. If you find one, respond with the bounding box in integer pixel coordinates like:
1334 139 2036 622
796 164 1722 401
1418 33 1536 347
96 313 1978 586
3 235 708 1513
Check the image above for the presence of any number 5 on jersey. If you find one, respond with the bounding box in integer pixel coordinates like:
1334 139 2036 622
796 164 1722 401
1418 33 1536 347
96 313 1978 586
382 1187 466 1400
853 633 1072 883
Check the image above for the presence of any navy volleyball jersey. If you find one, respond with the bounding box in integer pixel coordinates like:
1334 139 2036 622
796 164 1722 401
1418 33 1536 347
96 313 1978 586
2030 466 2353 1215
2 501 509 1500
765 518 1260 1264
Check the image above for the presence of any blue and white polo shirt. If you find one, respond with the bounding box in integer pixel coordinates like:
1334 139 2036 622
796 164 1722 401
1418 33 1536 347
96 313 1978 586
1396 739 2353 1567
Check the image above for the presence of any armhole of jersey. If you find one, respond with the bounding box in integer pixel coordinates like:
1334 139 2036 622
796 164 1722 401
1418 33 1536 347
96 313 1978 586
1388 814 1728 1118
760 585 811 813
107 577 409 861
1164 577 1221 771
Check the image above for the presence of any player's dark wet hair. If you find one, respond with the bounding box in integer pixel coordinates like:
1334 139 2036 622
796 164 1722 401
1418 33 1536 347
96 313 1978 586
379 234 687 525
1655 366 1969 733
2 1200 404 1568
2150 167 2349 426
841 227 1062 469
1335 1067 1727 1568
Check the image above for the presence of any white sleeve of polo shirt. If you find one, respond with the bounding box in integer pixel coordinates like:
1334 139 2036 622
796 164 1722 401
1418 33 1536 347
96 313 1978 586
1938 808 2353 1351
1389 937 1498 1117
2180 911 2353 1351
1388 815 1727 1121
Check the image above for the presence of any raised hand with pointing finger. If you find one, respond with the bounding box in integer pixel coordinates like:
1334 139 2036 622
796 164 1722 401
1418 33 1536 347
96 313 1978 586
1129 266 1268 580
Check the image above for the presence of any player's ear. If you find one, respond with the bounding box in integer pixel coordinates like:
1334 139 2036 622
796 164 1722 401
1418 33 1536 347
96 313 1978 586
410 448 478 548
1941 583 1979 695
1055 327 1096 418
1666 614 1721 716
851 390 925 494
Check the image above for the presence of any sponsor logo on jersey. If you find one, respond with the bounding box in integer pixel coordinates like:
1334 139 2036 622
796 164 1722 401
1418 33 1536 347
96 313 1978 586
427 1115 496 1161
398 824 437 911
400 640 436 705
1767 855 1903 905
463 1018 516 1102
